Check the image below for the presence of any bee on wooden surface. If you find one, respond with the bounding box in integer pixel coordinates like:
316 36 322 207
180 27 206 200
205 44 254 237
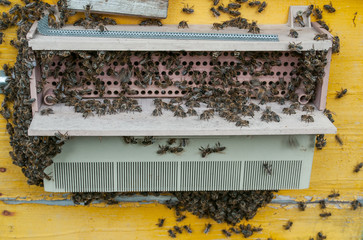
335 134 343 146
283 220 293 230
332 35 340 53
152 107 163 116
222 229 231 237
157 144 169 154
183 225 192 233
319 212 332 218
236 0 248 2
294 11 305 27
324 2 336 13
289 29 298 38
353 162 363 173
169 146 184 154
176 215 186 222
288 42 303 53
200 109 214 120
314 6 323 19
328 190 340 198
317 232 327 240
139 19 162 26
182 4 194 14
229 227 241 233
351 200 362 210
319 199 326 209
40 108 54 116
262 162 272 175
317 20 330 31
142 136 154 146
248 0 261 7
301 114 314 123
236 119 249 127
173 226 182 233
156 218 165 227
210 7 221 17
54 131 70 145
305 4 314 17
248 21 260 34
282 107 296 115
314 33 328 41
0 32 4 44
316 134 327 150
212 23 224 30
212 0 220 6
336 88 347 98
290 102 300 110
218 4 230 13
302 105 314 113
168 229 176 238
258 1 266 13
97 22 108 32
204 223 212 234
323 109 335 123
167 138 177 145
0 0 11 6
123 136 138 144
178 20 189 29
298 201 306 211
228 3 241 9
187 108 198 116
228 10 241 17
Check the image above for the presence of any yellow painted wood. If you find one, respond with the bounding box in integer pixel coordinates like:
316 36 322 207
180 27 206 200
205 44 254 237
0 0 362 239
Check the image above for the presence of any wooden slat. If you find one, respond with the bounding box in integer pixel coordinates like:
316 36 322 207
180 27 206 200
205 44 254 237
68 0 169 19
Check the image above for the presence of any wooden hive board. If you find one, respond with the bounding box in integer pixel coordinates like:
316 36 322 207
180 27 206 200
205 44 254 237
67 0 169 19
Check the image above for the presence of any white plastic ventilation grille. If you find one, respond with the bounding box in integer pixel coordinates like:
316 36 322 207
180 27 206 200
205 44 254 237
243 160 302 190
52 160 303 192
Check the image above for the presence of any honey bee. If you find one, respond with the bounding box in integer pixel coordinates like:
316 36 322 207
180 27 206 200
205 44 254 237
182 4 194 14
323 108 335 123
316 134 327 150
40 108 54 115
210 7 221 17
336 88 347 98
168 229 176 238
353 12 357 27
351 200 362 210
0 0 11 6
156 218 165 227
258 1 266 13
319 212 332 218
139 19 162 26
314 33 328 41
157 145 169 154
200 109 214 120
187 108 198 116
218 5 229 13
332 35 340 53
283 220 293 230
335 134 343 146
222 229 231 237
173 226 182 233
248 0 261 7
294 11 305 27
298 201 306 211
212 0 219 6
183 225 192 233
212 23 224 30
314 6 323 19
319 199 326 209
305 4 314 17
282 107 296 115
229 10 241 17
178 20 189 29
323 2 336 13
262 162 272 175
204 223 212 234
302 105 314 113
176 215 186 222
199 145 213 158
317 20 330 31
123 136 138 144
317 232 327 240
301 114 314 123
289 29 299 38
141 136 155 146
288 42 303 53
353 162 363 173
228 3 241 9
248 21 260 34
328 190 340 198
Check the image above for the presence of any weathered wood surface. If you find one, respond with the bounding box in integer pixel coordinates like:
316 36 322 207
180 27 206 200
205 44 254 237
0 0 362 239
68 0 169 19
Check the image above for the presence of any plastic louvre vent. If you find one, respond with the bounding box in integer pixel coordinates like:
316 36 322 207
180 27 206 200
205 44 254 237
116 162 178 192
243 160 302 190
54 162 114 192
180 161 243 191
51 160 303 192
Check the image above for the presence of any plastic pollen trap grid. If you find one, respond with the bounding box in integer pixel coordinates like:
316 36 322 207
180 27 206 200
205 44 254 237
43 52 298 99
37 15 279 41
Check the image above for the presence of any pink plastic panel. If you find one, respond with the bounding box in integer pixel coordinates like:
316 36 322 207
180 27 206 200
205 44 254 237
43 52 299 99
